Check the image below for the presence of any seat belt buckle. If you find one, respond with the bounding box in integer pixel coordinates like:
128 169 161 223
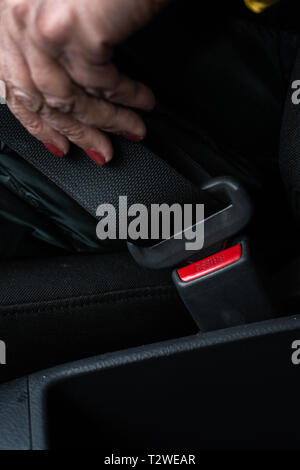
172 239 272 332
128 176 272 331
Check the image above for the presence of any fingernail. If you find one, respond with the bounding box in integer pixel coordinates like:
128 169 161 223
85 149 106 166
121 133 144 143
43 142 65 158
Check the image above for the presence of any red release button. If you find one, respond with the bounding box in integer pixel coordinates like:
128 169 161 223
177 244 242 283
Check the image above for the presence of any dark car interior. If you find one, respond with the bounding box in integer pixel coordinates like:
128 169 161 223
1 0 300 450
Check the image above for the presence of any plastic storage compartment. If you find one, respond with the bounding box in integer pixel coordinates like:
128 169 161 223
19 314 300 450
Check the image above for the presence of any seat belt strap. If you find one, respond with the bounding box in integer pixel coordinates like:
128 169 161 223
0 105 222 219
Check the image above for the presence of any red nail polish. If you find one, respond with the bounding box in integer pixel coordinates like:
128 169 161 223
85 149 106 166
122 133 143 143
43 142 65 158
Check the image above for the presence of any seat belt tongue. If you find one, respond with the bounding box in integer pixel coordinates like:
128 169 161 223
172 239 273 332
128 176 253 269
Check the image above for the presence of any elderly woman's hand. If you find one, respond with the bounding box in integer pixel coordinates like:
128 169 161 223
0 0 167 164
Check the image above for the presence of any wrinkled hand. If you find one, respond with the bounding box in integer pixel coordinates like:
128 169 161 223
0 0 167 164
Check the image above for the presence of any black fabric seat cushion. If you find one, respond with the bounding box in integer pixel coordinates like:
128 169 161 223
2 0 299 383
0 251 196 383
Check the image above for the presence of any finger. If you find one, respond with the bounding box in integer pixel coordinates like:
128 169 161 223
6 92 70 157
64 89 147 141
39 105 113 165
20 40 77 113
0 28 69 156
62 55 120 91
61 54 155 111
103 75 156 111
2 31 127 159
26 50 148 139
2 29 44 113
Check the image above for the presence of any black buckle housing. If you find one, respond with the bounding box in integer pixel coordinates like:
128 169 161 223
128 176 272 331
172 239 273 332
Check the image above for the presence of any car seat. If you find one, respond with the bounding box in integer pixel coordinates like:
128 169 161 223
0 0 299 384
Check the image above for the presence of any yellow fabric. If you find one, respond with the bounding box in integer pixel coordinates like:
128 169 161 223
244 0 279 13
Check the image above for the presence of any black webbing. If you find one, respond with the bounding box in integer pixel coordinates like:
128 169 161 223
0 105 222 220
